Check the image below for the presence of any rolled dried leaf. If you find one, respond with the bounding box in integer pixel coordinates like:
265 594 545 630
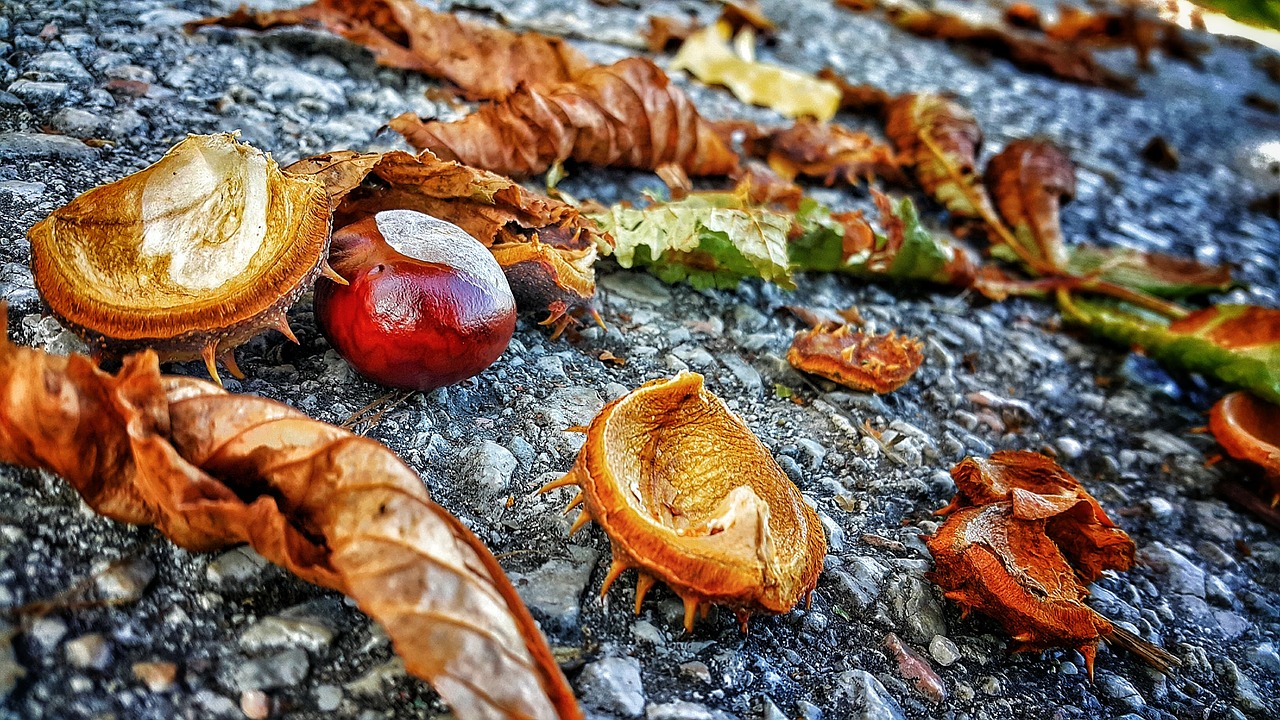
390 58 739 179
1064 245 1233 298
28 133 331 384
985 139 1076 272
0 324 580 720
542 372 826 632
755 119 905 187
885 93 996 219
192 0 591 101
787 325 924 393
815 68 892 117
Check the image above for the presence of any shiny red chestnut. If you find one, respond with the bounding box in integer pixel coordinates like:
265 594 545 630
315 210 516 390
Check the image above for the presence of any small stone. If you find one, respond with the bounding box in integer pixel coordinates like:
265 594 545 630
886 569 947 645
721 354 764 393
458 440 518 497
94 555 155 604
240 689 271 720
64 633 111 669
646 700 732 720
230 648 310 691
928 636 960 666
192 689 240 717
29 51 92 82
138 8 203 27
50 107 102 138
834 556 889 609
132 661 177 692
6 79 68 107
1096 673 1144 711
757 697 788 720
315 684 343 711
1143 497 1175 520
252 65 347 105
795 700 822 720
600 272 672 305
508 546 598 633
1055 437 1084 459
578 656 645 717
239 614 335 655
29 616 67 652
346 658 407 696
680 660 712 683
630 620 665 646
832 669 907 720
0 131 94 161
1139 543 1206 597
207 546 270 588
0 621 22 704
0 180 46 202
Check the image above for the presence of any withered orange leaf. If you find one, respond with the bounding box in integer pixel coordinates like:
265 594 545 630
927 502 1114 677
884 93 996 220
787 324 924 394
1042 5 1207 70
885 7 1137 93
942 451 1134 583
541 372 826 632
985 138 1076 272
191 0 591 101
748 119 906 187
288 150 606 330
642 15 699 53
0 320 581 720
390 58 740 179
1209 391 1280 503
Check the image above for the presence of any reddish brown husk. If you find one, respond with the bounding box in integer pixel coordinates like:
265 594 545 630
389 58 740 179
541 373 826 633
928 451 1162 678
287 150 606 329
985 139 1076 272
0 313 580 720
787 325 924 394
191 0 591 101
1209 391 1280 502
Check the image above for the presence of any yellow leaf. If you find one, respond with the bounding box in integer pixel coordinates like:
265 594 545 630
671 22 841 121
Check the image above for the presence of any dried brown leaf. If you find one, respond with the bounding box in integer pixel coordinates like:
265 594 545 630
0 321 580 720
192 0 591 101
390 58 739 179
642 15 699 53
755 119 905 187
815 67 893 116
985 138 1076 272
884 93 996 220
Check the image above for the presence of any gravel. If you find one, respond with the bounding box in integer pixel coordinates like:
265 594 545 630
1 0 1279 718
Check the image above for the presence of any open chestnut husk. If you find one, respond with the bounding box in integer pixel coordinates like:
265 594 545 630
28 133 333 383
315 210 517 391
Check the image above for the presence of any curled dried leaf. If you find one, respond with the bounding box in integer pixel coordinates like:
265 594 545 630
541 372 826 632
815 68 892 117
885 93 996 220
28 133 331 384
390 58 739 179
927 502 1113 677
985 139 1076 272
0 317 580 720
489 241 601 339
642 15 699 53
1065 245 1233 298
943 451 1135 582
1209 391 1280 502
670 22 842 120
192 0 591 101
787 324 924 394
754 119 905 187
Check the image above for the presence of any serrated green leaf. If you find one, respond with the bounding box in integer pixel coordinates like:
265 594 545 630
1062 298 1280 404
589 195 795 290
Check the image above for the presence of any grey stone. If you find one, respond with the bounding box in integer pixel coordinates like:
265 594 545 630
193 689 240 718
64 633 111 669
315 684 342 711
206 546 270 588
757 697 788 720
346 658 407 696
600 272 672 305
29 51 93 82
0 132 94 161
578 656 645 717
93 555 155 604
508 545 598 632
1140 543 1206 597
50 107 103 138
831 669 907 720
886 570 947 645
239 614 335 655
7 79 68 106
230 648 310 691
835 556 889 609
0 621 22 704
28 616 67 652
1248 643 1280 677
646 700 736 720
1217 658 1272 716
458 440 518 497
928 636 960 667
0 180 46 202
1096 673 1144 711
138 8 203 27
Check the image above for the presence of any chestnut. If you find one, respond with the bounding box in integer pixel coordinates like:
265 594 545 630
315 210 516 391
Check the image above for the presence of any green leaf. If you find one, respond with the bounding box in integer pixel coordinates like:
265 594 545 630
1065 245 1234 298
589 194 795 290
1062 298 1280 404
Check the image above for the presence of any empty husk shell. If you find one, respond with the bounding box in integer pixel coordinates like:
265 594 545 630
28 133 333 383
543 372 826 631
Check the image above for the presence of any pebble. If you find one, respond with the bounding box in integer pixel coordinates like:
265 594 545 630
508 545 598 632
315 684 343 711
0 180 46 202
721 353 764 393
193 689 240 717
679 660 712 683
0 131 95 162
229 648 310 691
29 616 67 652
240 689 271 720
64 633 111 669
834 556 889 609
886 568 947 644
1096 673 1144 711
49 107 103 138
6 79 68 107
457 440 518 497
600 272 672 305
239 614 335 655
832 669 907 720
206 546 270 588
578 656 646 717
28 51 93 82
1139 543 1206 597
346 658 407 696
0 621 21 704
94 555 155 604
131 661 177 692
646 700 735 720
928 636 960 667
